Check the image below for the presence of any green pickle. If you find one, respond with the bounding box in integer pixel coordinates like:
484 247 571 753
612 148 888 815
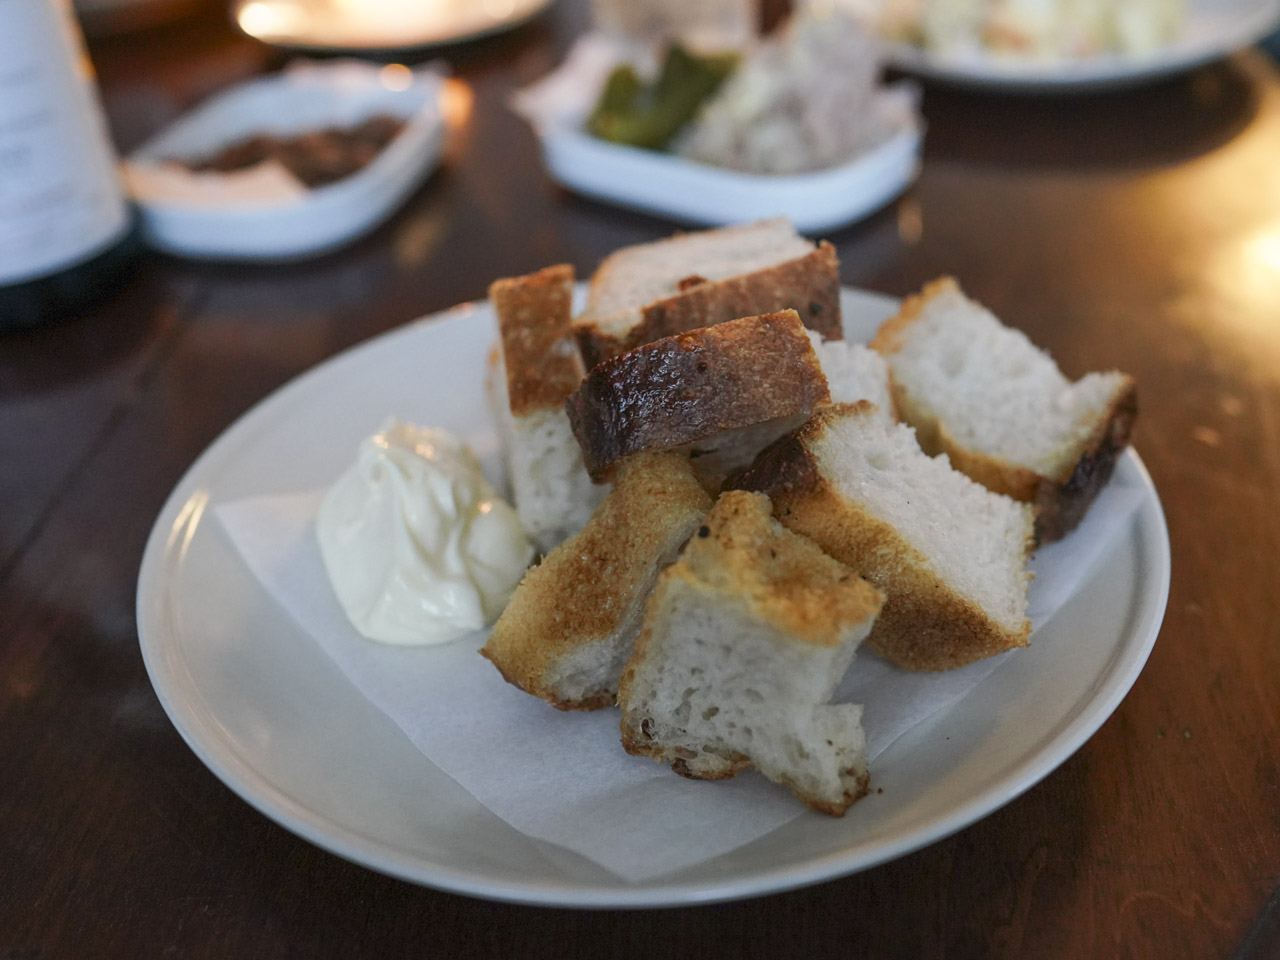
587 46 738 151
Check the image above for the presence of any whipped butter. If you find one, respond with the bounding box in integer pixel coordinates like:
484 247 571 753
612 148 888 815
316 418 533 645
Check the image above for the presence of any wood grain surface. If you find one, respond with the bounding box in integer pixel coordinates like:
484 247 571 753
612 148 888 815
2 1 1279 957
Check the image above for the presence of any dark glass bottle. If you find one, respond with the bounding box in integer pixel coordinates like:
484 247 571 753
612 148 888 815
0 0 139 331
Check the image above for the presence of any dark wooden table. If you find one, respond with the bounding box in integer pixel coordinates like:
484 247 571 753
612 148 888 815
4 1 1280 956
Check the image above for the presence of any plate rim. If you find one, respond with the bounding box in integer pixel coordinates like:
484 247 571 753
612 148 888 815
136 292 1171 908
883 0 1280 90
230 0 554 52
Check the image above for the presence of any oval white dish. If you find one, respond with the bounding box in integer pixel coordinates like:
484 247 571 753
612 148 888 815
123 60 447 261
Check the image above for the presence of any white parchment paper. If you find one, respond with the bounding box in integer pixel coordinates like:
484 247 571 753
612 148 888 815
216 474 1143 881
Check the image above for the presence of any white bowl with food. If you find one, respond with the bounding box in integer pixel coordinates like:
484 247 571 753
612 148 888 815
513 13 924 232
124 59 448 261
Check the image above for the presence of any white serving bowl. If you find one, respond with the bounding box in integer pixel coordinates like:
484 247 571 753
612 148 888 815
125 60 447 261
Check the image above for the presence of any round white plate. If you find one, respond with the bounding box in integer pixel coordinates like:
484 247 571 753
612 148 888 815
885 0 1280 91
136 288 1170 907
231 0 553 51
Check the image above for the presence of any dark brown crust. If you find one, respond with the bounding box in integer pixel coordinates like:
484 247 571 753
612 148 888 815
874 278 1139 544
1033 378 1138 542
575 242 843 367
489 264 581 417
729 403 1033 671
566 310 830 482
723 425 823 502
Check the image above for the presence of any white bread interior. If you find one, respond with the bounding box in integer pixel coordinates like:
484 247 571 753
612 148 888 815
618 490 885 816
730 402 1034 671
806 329 896 416
871 277 1136 541
486 347 606 554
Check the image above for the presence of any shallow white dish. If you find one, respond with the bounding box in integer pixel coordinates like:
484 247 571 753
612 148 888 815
534 119 921 232
513 34 923 231
885 0 1280 91
124 60 446 261
136 287 1170 907
231 0 553 50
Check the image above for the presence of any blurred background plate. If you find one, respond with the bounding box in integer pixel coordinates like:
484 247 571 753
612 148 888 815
886 0 1280 91
231 0 554 51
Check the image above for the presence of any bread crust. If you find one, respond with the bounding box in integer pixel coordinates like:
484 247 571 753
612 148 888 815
575 242 842 367
872 277 1139 543
480 452 712 710
729 403 1034 671
1032 377 1137 542
490 264 581 417
566 310 831 482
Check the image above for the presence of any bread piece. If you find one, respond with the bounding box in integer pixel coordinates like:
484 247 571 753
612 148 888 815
870 277 1137 542
566 309 831 487
617 490 885 816
488 264 607 553
806 329 897 417
481 452 712 710
574 219 842 367
729 402 1034 671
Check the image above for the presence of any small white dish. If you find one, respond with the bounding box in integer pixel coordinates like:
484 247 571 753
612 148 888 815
124 60 447 261
231 0 553 51
885 0 1280 91
533 116 921 233
136 287 1170 907
512 34 923 232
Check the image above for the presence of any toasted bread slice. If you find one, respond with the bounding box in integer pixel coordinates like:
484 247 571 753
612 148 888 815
730 402 1034 671
487 264 607 553
617 490 885 816
481 452 712 710
566 309 830 487
573 219 842 367
871 277 1137 542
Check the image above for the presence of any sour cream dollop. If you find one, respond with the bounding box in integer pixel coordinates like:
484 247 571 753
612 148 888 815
316 418 533 646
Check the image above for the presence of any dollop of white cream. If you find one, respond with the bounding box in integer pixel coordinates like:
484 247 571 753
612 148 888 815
316 418 533 645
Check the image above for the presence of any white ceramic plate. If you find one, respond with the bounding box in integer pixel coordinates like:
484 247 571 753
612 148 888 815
136 288 1170 907
124 61 446 261
231 0 553 51
885 0 1280 91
